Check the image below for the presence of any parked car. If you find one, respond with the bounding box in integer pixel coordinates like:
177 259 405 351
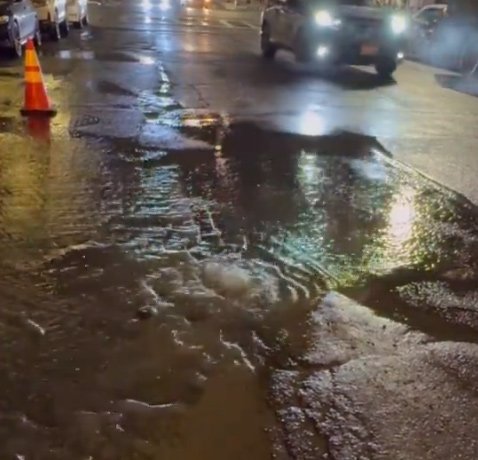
413 3 447 29
260 0 408 78
0 0 41 57
409 3 478 73
408 4 446 58
31 0 68 41
67 0 87 28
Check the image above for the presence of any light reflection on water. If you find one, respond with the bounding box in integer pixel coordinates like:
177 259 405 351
298 110 326 136
386 187 416 263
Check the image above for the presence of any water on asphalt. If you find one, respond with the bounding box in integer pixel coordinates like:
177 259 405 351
1 106 478 458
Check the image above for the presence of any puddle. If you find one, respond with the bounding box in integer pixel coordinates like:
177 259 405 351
98 51 143 63
0 70 23 78
96 80 137 97
1 122 478 458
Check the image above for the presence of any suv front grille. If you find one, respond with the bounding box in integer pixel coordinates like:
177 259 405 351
342 17 383 42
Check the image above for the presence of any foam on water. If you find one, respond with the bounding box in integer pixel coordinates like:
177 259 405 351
142 253 294 316
202 262 252 298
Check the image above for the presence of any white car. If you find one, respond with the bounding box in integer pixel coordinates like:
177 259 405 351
412 3 447 25
31 0 69 40
67 0 88 28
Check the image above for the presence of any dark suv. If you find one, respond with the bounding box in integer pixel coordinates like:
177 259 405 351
261 0 408 78
0 0 41 57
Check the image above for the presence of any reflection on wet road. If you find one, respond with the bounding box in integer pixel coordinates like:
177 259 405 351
1 113 478 457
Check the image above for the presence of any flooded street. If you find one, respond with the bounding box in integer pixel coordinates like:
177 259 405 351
2 117 478 458
2 0 478 458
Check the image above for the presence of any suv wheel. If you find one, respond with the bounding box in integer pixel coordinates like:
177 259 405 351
10 22 22 58
261 24 277 60
60 18 69 37
375 59 396 79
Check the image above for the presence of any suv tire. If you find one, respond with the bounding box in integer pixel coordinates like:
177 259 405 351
375 59 396 79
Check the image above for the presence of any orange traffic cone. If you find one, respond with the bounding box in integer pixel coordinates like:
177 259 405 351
20 39 57 117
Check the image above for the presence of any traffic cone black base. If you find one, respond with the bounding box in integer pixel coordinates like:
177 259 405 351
20 108 57 117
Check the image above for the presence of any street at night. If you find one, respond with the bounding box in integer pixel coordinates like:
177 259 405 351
1 0 478 458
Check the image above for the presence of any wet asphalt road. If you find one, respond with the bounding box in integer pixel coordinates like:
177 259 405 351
2 1 478 459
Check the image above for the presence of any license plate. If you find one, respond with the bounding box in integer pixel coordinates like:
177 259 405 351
361 44 378 56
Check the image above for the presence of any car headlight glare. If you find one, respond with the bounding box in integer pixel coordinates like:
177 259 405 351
391 14 407 34
315 10 336 27
0 15 9 24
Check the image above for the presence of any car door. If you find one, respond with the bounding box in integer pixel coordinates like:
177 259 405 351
66 0 75 22
78 0 86 20
23 0 38 37
9 0 25 39
72 0 85 22
58 0 66 22
82 0 87 20
14 0 36 40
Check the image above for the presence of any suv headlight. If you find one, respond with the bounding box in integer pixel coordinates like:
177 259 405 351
315 10 340 27
390 14 407 34
0 15 10 24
